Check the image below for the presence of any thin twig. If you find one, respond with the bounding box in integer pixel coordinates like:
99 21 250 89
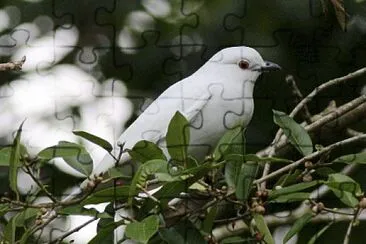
305 95 366 132
0 56 26 71
286 75 312 123
258 95 366 158
23 165 58 203
212 208 366 241
343 207 361 244
51 216 98 244
291 67 366 118
254 133 366 184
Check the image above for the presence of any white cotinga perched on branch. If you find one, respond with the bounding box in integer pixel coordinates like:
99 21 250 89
65 46 281 243
67 46 281 193
89 46 281 178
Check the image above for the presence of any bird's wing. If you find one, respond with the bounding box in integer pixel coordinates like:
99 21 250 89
117 80 211 149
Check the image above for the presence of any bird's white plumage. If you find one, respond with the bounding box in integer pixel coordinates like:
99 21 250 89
91 46 266 176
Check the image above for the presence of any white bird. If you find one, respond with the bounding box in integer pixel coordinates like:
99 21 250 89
64 46 280 243
89 46 280 179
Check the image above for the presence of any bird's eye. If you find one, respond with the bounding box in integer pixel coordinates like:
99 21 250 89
238 60 249 70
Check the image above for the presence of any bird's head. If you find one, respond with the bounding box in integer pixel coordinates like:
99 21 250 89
204 46 281 82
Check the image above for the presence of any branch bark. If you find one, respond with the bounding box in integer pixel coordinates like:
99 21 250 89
0 56 26 71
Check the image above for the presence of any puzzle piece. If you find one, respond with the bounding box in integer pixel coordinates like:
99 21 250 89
0 0 366 243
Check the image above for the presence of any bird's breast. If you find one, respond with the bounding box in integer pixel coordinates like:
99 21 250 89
188 81 254 159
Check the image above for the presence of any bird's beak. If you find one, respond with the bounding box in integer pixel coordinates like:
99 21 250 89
258 61 281 72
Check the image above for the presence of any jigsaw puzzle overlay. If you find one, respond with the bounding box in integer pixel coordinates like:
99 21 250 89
0 0 366 243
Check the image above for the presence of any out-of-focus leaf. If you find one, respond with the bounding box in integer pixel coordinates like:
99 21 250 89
0 204 10 217
159 228 185 244
58 206 111 218
307 222 333 244
129 140 167 162
326 173 362 207
9 121 25 199
314 167 336 177
4 215 16 243
128 159 167 205
38 141 93 176
273 110 313 156
73 130 113 153
253 213 274 244
221 236 251 243
331 152 366 165
161 221 206 244
284 212 312 243
166 111 190 164
235 162 258 201
4 208 39 243
213 125 245 160
89 219 125 244
81 186 130 205
144 162 212 211
269 181 320 199
225 160 242 189
218 126 252 200
270 192 310 203
0 147 11 166
125 215 159 244
107 167 131 180
202 206 218 233
274 169 302 187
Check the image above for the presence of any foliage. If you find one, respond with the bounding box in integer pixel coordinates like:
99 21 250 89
1 108 366 244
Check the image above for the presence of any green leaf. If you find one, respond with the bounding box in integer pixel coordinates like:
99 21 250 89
38 141 93 176
269 181 320 199
125 215 159 244
221 236 251 243
213 125 245 160
274 169 302 187
159 228 186 244
128 140 167 162
273 110 313 156
89 219 125 244
235 162 258 201
166 111 190 164
4 215 16 243
314 167 336 177
202 206 218 233
326 173 362 207
253 213 274 244
331 152 366 165
283 212 312 243
0 147 11 166
128 159 168 205
270 192 310 203
9 121 25 199
160 221 206 244
225 160 242 189
307 222 333 244
73 130 113 153
81 185 130 205
107 168 131 181
0 204 10 217
4 208 39 243
58 206 111 218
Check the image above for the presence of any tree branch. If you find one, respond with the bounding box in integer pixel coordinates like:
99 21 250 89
0 56 26 71
254 133 366 184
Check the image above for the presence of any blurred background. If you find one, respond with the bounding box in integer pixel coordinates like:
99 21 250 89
0 0 366 243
